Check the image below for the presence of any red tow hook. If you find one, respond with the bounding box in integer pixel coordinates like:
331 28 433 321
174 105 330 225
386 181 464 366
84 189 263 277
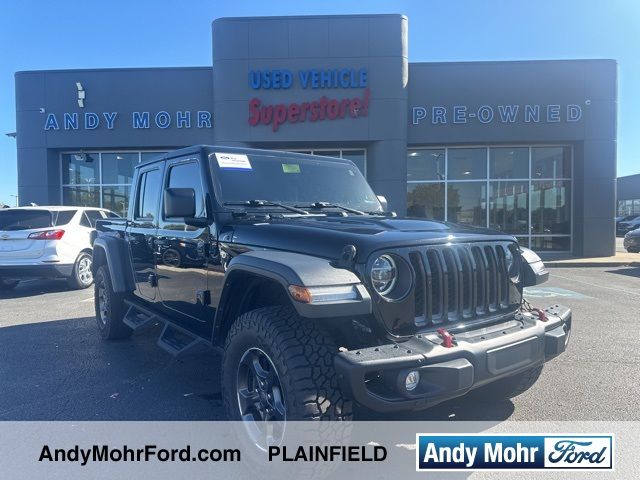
532 308 549 322
436 328 456 348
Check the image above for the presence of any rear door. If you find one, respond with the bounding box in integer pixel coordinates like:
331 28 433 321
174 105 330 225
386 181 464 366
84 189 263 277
0 210 53 261
127 164 164 300
156 157 211 330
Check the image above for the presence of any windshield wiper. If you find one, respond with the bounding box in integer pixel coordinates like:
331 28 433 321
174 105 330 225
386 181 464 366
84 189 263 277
295 202 365 215
224 200 309 215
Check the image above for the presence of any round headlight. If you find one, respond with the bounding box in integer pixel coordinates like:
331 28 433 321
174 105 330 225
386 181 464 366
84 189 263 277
505 247 514 271
371 254 397 295
506 245 520 281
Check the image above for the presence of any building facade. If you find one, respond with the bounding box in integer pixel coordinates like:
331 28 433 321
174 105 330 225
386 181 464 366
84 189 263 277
14 14 617 256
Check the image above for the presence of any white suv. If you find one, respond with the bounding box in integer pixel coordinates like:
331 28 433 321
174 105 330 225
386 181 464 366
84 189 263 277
0 206 118 290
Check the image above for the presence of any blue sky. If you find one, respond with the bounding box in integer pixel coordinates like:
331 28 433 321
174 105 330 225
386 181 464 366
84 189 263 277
1 0 638 205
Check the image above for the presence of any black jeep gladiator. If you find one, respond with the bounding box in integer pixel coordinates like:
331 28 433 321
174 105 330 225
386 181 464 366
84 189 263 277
93 145 571 424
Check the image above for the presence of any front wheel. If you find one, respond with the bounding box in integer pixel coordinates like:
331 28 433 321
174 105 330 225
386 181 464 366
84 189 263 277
222 305 352 428
470 365 543 401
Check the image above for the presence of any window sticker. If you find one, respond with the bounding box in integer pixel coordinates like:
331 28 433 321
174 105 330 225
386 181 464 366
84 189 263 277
215 153 252 170
282 164 301 174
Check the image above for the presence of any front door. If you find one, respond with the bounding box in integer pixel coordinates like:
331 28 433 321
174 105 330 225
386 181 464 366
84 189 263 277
127 164 164 300
156 158 211 331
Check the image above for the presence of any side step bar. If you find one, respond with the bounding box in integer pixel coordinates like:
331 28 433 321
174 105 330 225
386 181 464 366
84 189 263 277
123 299 207 357
122 302 158 332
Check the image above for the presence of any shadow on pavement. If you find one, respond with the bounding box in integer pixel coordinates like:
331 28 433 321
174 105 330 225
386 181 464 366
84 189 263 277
0 313 517 424
604 266 640 278
0 316 222 421
0 279 77 299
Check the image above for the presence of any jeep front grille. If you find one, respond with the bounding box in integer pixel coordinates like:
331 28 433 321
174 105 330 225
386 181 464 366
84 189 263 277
409 243 513 326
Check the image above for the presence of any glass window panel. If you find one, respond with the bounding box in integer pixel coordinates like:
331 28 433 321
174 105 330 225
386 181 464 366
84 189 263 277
407 183 445 220
532 147 571 179
101 153 138 184
447 148 487 180
79 212 92 228
135 170 163 220
53 210 77 226
407 149 445 181
341 151 366 176
62 186 99 207
62 153 99 185
531 236 571 251
141 152 166 163
489 147 529 179
447 182 487 227
489 181 529 234
531 180 571 235
102 186 130 217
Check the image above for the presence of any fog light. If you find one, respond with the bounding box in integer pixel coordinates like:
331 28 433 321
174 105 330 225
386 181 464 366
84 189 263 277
405 370 420 391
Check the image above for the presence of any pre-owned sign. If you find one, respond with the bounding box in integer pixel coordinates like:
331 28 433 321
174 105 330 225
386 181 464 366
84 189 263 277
411 104 583 126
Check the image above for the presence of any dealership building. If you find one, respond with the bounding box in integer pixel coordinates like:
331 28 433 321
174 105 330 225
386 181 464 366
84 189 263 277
14 14 617 256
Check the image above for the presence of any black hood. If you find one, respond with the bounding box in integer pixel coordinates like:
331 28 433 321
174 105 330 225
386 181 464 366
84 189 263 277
225 215 517 262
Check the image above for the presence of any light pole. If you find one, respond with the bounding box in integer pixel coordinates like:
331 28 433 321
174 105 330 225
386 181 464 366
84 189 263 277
10 195 19 207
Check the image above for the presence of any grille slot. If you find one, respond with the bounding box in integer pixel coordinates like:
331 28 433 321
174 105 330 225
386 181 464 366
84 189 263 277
411 243 514 327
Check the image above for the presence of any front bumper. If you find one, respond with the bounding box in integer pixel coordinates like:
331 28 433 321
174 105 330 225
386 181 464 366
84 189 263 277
335 304 571 412
0 264 73 280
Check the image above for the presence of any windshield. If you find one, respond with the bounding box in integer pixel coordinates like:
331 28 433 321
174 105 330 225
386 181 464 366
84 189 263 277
0 210 52 230
211 152 381 213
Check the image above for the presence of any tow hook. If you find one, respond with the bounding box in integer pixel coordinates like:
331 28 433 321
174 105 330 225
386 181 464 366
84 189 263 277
532 308 548 322
436 328 456 348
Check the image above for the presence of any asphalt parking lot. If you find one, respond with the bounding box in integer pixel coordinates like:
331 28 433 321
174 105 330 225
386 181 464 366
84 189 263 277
0 262 638 422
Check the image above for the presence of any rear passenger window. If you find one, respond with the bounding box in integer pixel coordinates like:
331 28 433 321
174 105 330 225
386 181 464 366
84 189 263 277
81 210 102 228
167 161 206 218
53 210 77 226
135 169 162 221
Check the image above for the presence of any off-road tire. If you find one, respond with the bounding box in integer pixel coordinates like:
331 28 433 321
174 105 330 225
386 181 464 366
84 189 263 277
470 365 543 401
0 279 19 290
94 265 132 340
68 252 94 289
222 305 353 421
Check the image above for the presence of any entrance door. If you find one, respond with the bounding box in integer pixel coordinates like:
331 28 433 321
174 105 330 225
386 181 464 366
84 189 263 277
127 164 164 300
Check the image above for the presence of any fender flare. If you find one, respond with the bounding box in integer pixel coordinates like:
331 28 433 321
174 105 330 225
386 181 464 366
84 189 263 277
216 250 372 323
92 236 136 293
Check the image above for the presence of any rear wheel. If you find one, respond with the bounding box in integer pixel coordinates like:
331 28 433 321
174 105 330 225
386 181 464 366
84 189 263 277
94 265 132 340
470 365 543 401
68 252 93 289
0 279 19 290
627 248 639 253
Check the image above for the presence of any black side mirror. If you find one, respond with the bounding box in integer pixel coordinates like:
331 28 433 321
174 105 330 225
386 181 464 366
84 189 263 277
164 188 196 218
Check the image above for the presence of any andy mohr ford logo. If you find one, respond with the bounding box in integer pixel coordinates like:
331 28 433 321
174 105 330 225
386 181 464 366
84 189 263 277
416 434 614 471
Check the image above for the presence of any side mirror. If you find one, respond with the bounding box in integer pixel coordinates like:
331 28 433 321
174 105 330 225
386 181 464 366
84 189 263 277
377 195 388 212
519 247 549 287
164 188 196 218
